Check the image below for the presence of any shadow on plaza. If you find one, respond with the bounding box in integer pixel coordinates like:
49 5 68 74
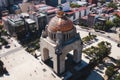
0 60 9 77
43 53 103 80
44 53 79 72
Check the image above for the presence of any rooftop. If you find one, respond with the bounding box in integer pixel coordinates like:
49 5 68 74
34 4 59 14
29 11 46 18
81 16 88 20
25 19 35 24
75 1 87 6
66 6 87 15
113 11 120 17
89 13 97 16
7 15 24 27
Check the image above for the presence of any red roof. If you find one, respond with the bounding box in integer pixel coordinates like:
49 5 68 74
113 11 120 17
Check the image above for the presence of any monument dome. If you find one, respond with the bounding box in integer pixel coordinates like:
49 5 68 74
47 11 74 32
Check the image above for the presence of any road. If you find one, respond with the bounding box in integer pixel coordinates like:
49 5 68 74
0 46 23 57
75 25 120 43
0 36 23 57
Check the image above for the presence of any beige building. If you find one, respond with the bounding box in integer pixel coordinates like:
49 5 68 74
40 10 83 75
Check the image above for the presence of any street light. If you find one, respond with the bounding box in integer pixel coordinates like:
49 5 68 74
117 33 120 47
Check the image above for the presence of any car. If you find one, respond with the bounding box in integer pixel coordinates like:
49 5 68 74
107 36 110 38
117 44 120 47
0 45 2 49
95 30 100 32
4 45 10 48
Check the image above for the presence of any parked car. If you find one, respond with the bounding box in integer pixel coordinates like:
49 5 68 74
4 45 10 48
117 43 120 47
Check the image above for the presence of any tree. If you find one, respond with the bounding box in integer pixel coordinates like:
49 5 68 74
116 59 120 67
105 66 115 78
82 36 90 44
89 35 97 40
115 74 120 80
1 30 8 36
70 3 81 8
0 24 3 37
105 20 114 31
0 59 4 76
107 2 118 9
94 21 111 31
100 0 106 4
113 17 120 30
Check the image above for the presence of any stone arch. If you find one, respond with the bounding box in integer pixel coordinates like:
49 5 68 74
43 48 49 61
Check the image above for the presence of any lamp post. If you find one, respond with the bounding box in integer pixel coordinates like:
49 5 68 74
117 28 120 47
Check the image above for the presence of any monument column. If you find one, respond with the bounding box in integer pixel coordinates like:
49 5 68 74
53 50 65 74
73 48 82 63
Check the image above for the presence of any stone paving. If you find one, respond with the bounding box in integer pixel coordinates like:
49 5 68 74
0 49 61 80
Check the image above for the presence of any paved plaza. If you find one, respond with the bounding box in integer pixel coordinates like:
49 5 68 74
0 49 61 80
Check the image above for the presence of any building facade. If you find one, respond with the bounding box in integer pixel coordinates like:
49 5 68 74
45 0 66 7
29 12 47 34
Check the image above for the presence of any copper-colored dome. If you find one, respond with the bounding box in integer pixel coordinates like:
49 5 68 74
47 11 74 32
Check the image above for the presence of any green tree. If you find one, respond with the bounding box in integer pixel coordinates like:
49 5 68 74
105 66 115 77
0 59 4 76
107 2 118 9
115 74 120 80
116 59 120 67
94 22 107 31
113 17 120 30
1 30 7 36
105 20 114 31
100 0 106 4
70 3 81 8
